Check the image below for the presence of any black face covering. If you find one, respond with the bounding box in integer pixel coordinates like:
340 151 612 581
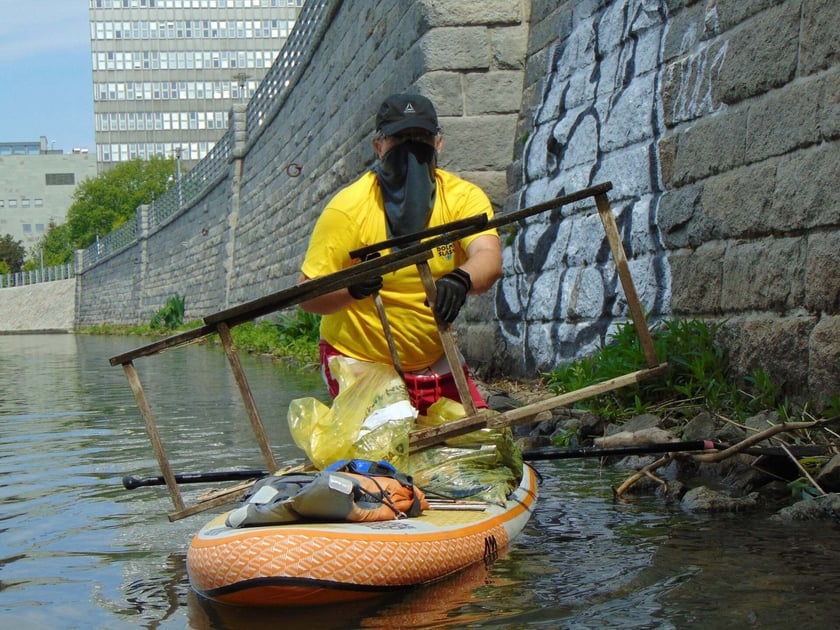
374 140 437 245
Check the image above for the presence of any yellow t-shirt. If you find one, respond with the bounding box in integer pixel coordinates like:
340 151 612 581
301 169 497 371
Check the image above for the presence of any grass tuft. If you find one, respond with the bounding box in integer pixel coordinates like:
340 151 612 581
543 318 792 423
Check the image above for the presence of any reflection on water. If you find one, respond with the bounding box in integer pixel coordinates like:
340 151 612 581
1 334 839 629
187 557 508 629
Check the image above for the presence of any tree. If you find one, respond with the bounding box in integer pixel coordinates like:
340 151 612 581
39 156 177 263
34 222 75 267
0 234 26 273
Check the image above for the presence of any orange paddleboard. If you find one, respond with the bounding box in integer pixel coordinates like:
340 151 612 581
187 463 538 607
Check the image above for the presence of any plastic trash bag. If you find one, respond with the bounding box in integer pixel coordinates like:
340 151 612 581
288 356 417 470
410 397 523 505
418 397 503 447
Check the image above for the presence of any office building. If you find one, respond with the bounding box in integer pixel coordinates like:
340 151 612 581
89 0 303 171
0 136 96 251
0 138 98 250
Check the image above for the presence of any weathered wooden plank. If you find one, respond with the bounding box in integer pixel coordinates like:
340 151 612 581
349 214 488 260
109 324 216 366
122 361 185 512
485 181 613 231
204 251 438 327
594 192 659 368
167 482 254 522
217 321 278 472
415 260 478 417
372 292 403 378
409 364 670 450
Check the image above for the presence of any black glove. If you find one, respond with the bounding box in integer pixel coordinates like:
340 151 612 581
433 268 472 323
348 275 383 299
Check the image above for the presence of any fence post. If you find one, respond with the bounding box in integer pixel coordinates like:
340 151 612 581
231 101 247 159
74 250 85 328
137 204 151 325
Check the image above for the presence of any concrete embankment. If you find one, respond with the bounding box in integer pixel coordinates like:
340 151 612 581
0 279 76 333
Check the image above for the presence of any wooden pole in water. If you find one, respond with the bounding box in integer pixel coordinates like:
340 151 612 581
122 361 185 512
216 321 278 472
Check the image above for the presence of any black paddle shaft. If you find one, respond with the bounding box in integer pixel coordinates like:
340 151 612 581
522 440 721 461
122 469 267 489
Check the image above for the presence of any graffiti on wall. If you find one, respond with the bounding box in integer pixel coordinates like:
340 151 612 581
497 0 723 374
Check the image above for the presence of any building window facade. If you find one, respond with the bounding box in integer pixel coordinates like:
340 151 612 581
45 173 77 186
90 2 302 169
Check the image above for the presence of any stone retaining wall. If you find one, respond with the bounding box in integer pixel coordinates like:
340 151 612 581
75 0 527 323
478 0 839 406
69 0 839 404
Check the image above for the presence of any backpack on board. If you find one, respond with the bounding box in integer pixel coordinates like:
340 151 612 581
226 459 428 528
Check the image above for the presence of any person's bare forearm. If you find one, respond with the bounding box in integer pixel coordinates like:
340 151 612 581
297 273 355 314
460 235 502 294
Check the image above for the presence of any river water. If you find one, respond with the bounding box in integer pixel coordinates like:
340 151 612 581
2 334 839 629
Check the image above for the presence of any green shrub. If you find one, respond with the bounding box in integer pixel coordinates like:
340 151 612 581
226 308 321 366
544 318 785 423
150 294 186 331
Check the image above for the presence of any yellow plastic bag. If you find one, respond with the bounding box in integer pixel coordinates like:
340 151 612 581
418 397 501 447
411 397 523 504
288 356 417 470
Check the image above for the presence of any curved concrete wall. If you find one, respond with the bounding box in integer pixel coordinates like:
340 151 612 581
0 279 75 333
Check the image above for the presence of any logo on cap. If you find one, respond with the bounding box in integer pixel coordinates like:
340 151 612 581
404 103 416 114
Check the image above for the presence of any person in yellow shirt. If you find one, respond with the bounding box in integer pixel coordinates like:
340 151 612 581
298 93 501 415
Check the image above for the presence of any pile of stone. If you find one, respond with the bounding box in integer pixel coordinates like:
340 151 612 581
486 387 840 522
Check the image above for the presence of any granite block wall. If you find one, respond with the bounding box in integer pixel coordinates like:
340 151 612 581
68 0 838 404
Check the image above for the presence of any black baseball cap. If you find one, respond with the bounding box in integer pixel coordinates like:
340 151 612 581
376 93 439 136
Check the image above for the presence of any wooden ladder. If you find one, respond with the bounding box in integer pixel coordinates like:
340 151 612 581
110 181 666 520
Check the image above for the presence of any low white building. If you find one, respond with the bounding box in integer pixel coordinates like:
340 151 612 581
0 137 97 251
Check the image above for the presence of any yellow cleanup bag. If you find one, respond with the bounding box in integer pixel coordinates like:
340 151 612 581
288 356 417 470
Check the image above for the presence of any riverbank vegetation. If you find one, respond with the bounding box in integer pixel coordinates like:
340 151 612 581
544 318 839 424
534 318 839 514
79 303 321 367
212 310 321 365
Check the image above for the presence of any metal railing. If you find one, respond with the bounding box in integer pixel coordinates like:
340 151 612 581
245 1 340 142
1 263 77 288
149 129 233 229
78 0 340 272
81 216 140 268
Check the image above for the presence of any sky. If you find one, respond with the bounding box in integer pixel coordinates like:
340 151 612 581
0 0 95 152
